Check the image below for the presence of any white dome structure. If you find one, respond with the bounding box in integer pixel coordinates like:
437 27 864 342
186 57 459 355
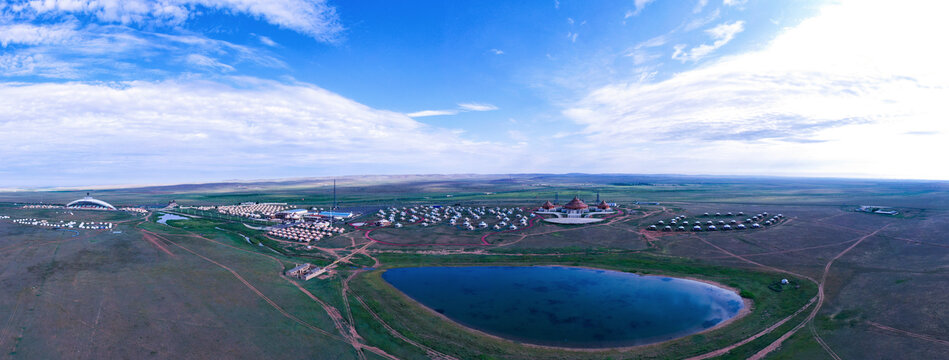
66 194 116 210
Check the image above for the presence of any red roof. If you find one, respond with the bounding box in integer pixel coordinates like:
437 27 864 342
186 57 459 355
563 196 588 210
597 200 610 209
541 200 557 209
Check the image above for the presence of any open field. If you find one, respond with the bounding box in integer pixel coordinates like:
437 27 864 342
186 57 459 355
1 174 948 359
0 215 354 359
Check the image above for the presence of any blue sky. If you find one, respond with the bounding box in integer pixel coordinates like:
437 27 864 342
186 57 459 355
1 0 947 187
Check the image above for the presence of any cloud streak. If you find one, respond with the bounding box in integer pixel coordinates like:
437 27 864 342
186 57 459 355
0 78 517 186
0 22 78 47
565 1 949 179
407 109 459 117
628 0 656 17
408 102 499 118
458 103 498 112
185 53 234 72
0 23 286 79
672 20 744 62
3 0 343 42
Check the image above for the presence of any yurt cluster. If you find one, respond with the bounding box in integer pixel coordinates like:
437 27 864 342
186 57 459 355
268 221 345 243
22 204 64 209
216 203 293 218
647 211 785 232
118 207 149 214
10 218 113 229
376 205 535 231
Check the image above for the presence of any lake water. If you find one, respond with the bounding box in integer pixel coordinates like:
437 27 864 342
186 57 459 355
382 266 744 348
157 213 189 225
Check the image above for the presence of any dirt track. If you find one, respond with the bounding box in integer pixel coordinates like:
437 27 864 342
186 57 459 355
867 321 949 347
137 206 895 359
686 223 890 360
137 223 400 360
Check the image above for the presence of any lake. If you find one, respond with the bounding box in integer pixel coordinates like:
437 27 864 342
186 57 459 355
382 266 744 348
157 213 189 225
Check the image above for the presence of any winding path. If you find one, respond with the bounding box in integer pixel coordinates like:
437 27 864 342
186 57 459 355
135 204 885 359
137 223 400 360
686 224 889 360
777 224 889 360
140 229 342 341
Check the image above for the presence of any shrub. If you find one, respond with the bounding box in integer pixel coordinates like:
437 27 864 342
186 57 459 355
740 289 756 299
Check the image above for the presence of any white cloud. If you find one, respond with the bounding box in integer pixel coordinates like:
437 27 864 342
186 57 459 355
407 109 459 117
683 8 720 31
672 20 744 62
0 22 78 47
507 130 527 141
256 34 277 47
152 31 287 69
625 34 668 66
623 9 719 67
6 0 342 42
489 48 503 55
634 34 667 49
0 52 77 77
408 103 499 117
564 0 949 180
0 78 514 186
706 20 744 39
628 51 661 65
723 0 747 7
629 0 656 17
694 0 709 14
0 23 285 79
458 103 498 112
185 53 234 72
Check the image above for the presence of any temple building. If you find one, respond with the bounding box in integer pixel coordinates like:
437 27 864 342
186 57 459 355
541 200 557 210
562 196 589 215
535 196 615 224
597 201 610 210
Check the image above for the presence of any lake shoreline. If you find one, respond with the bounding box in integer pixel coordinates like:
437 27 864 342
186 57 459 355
379 264 753 352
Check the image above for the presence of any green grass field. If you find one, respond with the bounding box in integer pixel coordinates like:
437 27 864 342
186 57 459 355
0 174 947 359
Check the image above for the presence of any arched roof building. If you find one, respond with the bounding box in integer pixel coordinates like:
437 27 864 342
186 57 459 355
66 194 116 210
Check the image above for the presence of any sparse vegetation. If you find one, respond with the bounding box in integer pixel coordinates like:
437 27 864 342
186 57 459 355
0 174 946 359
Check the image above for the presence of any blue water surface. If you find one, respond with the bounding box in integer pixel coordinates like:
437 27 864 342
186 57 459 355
157 213 189 225
383 266 744 348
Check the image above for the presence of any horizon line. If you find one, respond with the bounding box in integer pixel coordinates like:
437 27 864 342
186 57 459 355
2 172 946 192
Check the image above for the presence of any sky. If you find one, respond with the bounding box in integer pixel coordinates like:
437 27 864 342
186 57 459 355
1 0 947 187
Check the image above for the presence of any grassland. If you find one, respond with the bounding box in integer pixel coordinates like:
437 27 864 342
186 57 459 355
0 211 355 359
0 174 947 359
